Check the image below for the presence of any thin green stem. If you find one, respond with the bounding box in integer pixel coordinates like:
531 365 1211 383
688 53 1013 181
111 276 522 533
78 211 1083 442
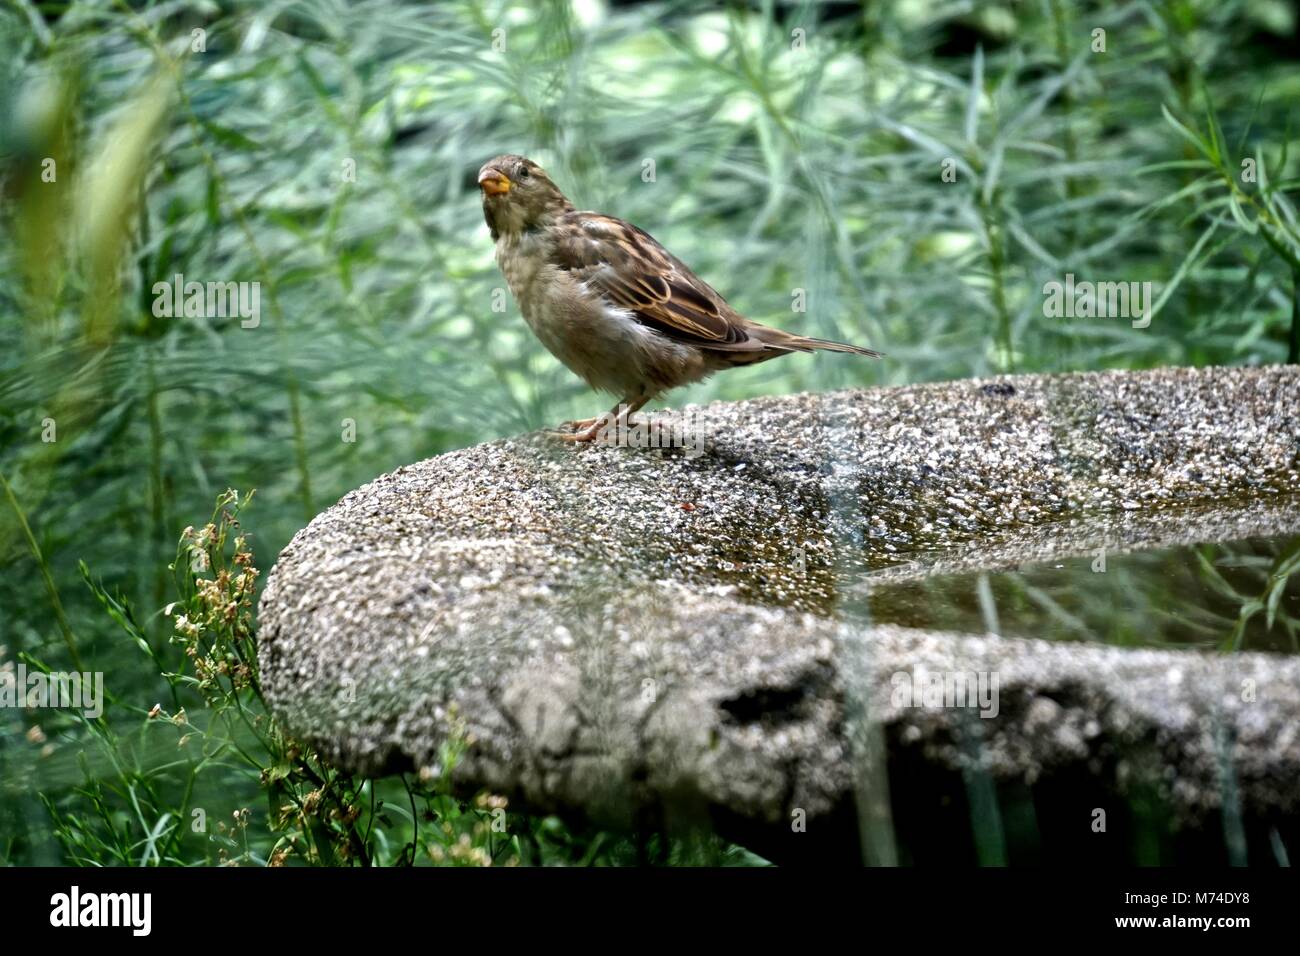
1290 268 1299 365
0 469 83 671
980 199 1014 372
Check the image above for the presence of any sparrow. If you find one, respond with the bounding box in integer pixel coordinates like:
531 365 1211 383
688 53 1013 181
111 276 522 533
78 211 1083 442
477 154 882 442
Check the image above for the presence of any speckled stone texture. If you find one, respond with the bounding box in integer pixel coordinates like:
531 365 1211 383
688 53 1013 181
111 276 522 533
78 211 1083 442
259 365 1300 861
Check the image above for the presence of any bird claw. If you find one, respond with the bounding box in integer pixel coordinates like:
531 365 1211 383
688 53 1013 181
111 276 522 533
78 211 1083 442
547 414 613 443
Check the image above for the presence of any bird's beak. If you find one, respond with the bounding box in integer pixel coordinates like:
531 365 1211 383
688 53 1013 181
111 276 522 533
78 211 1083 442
477 168 511 196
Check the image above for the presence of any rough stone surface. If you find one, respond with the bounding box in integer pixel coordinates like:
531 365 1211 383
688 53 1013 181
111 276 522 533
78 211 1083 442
258 365 1300 860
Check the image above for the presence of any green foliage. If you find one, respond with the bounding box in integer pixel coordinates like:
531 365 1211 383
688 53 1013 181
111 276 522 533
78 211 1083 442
10 490 503 865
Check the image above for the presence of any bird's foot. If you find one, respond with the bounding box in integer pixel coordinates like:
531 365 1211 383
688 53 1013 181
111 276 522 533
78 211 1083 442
546 415 610 443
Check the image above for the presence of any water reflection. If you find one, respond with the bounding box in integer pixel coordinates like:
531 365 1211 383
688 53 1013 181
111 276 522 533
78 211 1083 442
867 535 1300 654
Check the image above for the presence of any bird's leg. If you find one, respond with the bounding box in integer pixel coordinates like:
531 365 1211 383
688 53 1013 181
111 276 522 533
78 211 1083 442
551 395 648 443
611 395 648 430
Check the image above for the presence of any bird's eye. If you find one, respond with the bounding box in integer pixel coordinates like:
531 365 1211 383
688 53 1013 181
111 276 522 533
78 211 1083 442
517 166 531 181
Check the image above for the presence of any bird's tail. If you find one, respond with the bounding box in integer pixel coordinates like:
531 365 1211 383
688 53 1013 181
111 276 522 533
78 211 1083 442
790 334 884 359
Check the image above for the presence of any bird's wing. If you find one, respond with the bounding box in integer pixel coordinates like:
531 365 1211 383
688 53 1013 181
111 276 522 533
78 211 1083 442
551 213 779 353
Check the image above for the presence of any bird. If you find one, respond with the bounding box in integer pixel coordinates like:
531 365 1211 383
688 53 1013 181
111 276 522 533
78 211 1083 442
477 154 882 442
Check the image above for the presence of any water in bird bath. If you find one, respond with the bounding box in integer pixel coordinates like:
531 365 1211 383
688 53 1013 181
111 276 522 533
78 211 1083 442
682 485 1300 653
863 531 1300 654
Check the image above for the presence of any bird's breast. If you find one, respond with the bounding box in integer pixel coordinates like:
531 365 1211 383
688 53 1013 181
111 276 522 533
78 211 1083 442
494 238 543 307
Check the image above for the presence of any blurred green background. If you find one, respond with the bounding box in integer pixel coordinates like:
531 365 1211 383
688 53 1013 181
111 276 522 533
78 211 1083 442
1 0 1297 865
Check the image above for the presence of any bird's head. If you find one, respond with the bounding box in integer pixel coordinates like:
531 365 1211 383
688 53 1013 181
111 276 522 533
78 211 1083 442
477 154 572 241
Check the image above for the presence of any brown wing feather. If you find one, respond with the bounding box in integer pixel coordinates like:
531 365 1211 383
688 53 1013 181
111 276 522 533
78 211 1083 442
551 213 779 353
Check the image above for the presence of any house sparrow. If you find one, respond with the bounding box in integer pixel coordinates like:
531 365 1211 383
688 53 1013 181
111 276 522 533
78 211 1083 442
478 154 882 442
